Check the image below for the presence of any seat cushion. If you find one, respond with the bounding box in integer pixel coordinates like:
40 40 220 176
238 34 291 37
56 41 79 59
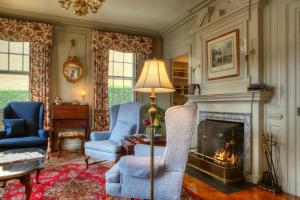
0 136 47 148
2 119 26 137
118 155 165 178
105 163 120 183
109 121 135 144
85 140 121 153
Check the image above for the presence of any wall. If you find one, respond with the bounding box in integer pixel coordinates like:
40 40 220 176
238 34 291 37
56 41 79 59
50 25 93 150
162 0 300 196
264 0 300 196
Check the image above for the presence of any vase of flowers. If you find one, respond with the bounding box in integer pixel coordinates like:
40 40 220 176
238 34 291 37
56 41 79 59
143 105 165 138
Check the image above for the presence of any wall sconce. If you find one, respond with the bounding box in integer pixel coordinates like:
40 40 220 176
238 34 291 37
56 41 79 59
245 49 256 62
241 39 256 62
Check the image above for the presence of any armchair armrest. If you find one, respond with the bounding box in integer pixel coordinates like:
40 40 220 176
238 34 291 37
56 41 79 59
38 129 49 139
90 131 111 141
118 155 165 178
0 130 6 139
134 144 166 157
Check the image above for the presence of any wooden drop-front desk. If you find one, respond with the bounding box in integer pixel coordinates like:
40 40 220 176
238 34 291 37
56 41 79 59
50 103 90 154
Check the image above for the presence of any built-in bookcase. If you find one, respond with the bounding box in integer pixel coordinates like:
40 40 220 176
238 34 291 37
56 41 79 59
171 55 188 106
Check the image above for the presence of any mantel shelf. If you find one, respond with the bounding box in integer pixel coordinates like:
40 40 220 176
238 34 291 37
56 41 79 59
187 91 273 103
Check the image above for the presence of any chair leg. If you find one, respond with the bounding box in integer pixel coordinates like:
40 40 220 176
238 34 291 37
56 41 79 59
84 155 90 170
58 137 62 158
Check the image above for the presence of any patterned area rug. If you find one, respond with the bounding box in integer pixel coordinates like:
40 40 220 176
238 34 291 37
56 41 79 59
0 154 200 200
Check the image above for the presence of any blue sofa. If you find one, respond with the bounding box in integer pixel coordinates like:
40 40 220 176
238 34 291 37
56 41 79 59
0 102 48 149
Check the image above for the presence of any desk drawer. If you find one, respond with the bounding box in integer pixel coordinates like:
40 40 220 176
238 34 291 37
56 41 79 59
52 120 88 128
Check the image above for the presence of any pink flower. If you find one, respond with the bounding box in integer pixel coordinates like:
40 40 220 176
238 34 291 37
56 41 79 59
143 117 151 126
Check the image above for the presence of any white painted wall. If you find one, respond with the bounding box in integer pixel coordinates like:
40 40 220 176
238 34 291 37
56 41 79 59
264 0 300 196
162 0 300 196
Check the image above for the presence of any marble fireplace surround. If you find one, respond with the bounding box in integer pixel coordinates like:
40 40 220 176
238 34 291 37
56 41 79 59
188 91 273 183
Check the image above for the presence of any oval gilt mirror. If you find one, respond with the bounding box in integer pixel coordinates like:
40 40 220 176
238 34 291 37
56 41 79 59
63 56 83 83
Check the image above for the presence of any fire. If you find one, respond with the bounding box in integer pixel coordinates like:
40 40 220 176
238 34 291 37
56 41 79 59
214 149 238 166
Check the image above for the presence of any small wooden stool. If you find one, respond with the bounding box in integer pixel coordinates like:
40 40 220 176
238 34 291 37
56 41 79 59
57 131 86 157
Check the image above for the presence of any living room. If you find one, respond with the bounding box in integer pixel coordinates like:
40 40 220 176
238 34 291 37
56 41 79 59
0 0 299 199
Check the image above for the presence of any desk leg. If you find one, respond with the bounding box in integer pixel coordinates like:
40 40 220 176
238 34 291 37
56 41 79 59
20 174 32 200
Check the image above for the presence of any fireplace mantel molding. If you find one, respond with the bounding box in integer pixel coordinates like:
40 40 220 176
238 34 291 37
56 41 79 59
187 91 273 103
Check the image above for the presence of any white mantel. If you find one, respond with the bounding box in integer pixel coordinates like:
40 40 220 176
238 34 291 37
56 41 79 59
187 91 273 102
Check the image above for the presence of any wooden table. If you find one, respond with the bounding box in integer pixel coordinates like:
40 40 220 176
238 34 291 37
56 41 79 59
121 135 166 155
50 103 90 156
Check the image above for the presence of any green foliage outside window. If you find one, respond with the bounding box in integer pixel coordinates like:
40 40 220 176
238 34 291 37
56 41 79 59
0 90 29 108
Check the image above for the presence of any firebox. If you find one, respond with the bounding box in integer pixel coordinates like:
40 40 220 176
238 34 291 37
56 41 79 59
188 119 244 184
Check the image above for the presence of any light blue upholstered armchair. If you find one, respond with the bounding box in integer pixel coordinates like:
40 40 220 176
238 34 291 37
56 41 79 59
84 102 146 168
105 103 196 200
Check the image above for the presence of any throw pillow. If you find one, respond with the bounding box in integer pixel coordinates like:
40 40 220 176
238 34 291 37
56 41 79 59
110 121 135 144
2 119 26 137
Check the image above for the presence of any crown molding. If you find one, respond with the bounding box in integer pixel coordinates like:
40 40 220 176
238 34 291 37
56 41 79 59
0 6 160 37
160 0 215 36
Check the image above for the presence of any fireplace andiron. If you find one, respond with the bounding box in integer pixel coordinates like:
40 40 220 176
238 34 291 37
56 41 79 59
257 133 281 193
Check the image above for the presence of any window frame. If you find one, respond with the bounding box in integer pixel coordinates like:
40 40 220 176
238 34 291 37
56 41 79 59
0 41 30 75
108 50 136 106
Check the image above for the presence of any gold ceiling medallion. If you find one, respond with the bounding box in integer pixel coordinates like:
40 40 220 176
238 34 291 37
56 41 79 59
58 0 105 16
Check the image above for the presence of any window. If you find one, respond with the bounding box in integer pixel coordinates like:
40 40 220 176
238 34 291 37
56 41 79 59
108 50 135 106
0 40 30 108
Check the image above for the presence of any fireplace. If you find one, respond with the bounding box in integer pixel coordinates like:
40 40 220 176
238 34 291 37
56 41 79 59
188 111 252 184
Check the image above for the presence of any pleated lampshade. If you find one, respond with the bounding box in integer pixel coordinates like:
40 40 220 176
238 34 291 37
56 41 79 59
135 59 175 93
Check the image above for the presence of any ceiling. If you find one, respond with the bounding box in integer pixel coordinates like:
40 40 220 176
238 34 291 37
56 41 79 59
0 0 203 33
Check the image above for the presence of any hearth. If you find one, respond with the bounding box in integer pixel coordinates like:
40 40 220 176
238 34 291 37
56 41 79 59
189 115 247 184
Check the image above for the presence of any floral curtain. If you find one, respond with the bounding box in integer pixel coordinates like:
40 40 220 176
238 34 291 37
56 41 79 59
0 18 53 128
92 31 153 131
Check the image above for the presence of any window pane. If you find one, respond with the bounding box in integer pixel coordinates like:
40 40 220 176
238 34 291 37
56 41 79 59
0 74 29 108
0 53 8 71
23 55 30 72
114 93 123 105
113 51 123 62
124 53 134 63
124 63 134 77
0 40 8 53
124 80 133 93
114 62 123 77
114 79 123 93
9 55 23 71
108 62 113 76
24 42 29 55
123 93 133 103
9 42 23 54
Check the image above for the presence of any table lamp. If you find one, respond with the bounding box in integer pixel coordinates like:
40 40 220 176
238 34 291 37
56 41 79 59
135 58 175 200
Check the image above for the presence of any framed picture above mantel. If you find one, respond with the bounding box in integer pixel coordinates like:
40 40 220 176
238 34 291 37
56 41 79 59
206 29 240 80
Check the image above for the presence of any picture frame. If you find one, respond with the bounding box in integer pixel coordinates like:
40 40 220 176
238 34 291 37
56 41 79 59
206 29 240 80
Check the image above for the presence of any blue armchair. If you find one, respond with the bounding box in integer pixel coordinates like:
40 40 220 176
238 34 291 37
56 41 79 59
84 102 146 167
0 102 48 149
105 103 196 200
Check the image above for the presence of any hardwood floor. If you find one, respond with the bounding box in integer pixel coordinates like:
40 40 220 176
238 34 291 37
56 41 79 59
183 174 300 200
